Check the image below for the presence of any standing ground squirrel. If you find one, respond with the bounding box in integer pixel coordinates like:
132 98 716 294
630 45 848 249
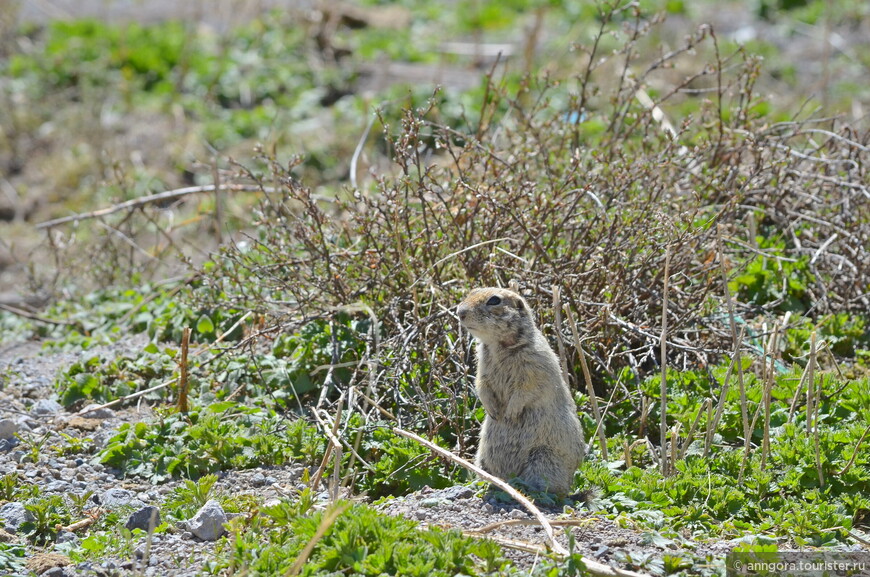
457 287 586 497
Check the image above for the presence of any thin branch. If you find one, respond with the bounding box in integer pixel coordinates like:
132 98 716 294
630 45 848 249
36 184 276 229
392 427 568 557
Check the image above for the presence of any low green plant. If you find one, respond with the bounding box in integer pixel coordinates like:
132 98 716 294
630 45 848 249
99 402 322 482
355 425 461 498
21 495 72 545
74 527 137 563
0 473 39 501
0 543 26 574
215 500 507 576
163 473 229 520
15 431 51 464
55 344 177 408
51 432 95 457
66 490 95 519
728 238 815 313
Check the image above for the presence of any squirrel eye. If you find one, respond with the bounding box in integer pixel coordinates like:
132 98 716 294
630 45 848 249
485 295 502 306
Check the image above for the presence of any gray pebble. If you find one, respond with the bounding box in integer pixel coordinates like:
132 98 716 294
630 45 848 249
79 404 115 419
57 530 79 545
508 508 527 519
437 485 475 500
420 498 442 508
0 418 19 440
250 472 266 486
125 506 161 532
102 487 138 509
0 502 33 532
44 480 71 492
42 567 67 577
187 500 227 541
31 398 63 415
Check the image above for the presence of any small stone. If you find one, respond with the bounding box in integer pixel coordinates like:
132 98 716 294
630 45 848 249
78 404 115 419
483 503 495 514
0 502 34 533
42 567 68 577
508 508 527 519
56 531 79 545
414 510 428 520
264 476 278 485
420 498 442 508
0 418 19 440
438 485 475 500
181 531 194 540
101 488 134 509
187 500 227 541
125 506 161 532
44 480 71 492
250 472 266 486
30 399 63 416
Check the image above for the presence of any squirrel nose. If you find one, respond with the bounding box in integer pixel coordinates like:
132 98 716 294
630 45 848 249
457 306 467 321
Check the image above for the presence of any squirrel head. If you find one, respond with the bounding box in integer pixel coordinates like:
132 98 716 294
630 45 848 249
457 287 535 348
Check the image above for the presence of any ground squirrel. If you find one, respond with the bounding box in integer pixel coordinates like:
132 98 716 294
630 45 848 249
457 287 586 497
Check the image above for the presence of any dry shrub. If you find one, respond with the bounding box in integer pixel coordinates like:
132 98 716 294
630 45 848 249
37 5 869 440
188 6 870 438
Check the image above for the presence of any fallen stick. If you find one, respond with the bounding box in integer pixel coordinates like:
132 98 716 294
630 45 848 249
394 428 653 577
36 184 274 229
394 427 567 556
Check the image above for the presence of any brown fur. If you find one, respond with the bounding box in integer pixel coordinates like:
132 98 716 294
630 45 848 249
457 287 586 496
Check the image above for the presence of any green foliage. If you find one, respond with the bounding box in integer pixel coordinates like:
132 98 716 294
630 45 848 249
21 495 72 545
99 402 322 482
163 473 224 520
356 426 460 498
0 543 26 574
54 344 176 408
572 352 870 547
728 238 815 313
0 473 39 502
215 501 507 576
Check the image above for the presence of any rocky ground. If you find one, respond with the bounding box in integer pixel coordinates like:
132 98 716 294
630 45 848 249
0 336 739 577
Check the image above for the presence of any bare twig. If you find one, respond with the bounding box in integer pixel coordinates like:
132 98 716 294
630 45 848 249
0 303 78 327
392 427 568 557
659 247 671 476
838 424 870 477
36 184 275 229
565 303 607 460
177 327 191 413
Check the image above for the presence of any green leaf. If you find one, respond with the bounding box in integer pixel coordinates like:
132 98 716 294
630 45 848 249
196 314 215 334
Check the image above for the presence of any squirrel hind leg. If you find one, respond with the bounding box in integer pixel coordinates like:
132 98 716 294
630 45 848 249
519 445 572 497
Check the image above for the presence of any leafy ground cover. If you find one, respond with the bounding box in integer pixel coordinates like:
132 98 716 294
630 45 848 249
1 0 869 575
